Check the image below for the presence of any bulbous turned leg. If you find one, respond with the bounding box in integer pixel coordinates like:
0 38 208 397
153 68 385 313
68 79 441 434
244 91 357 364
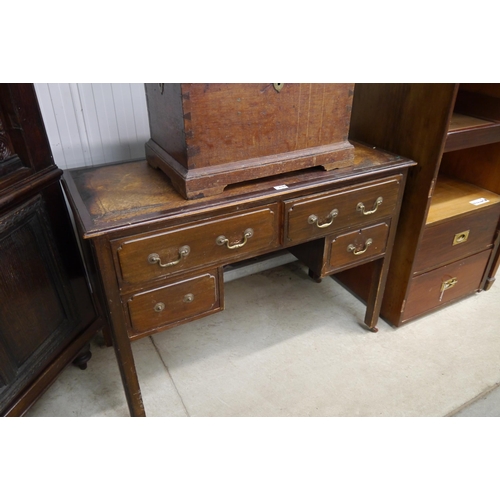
72 343 92 370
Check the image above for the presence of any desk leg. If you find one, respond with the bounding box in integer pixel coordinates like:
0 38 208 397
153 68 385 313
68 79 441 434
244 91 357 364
363 258 387 332
93 239 146 417
109 322 146 417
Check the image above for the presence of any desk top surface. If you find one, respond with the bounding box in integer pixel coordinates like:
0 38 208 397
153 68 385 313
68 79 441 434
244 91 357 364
62 141 414 238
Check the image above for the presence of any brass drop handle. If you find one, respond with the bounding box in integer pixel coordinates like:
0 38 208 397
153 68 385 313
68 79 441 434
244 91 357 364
357 197 383 216
441 277 458 291
308 209 339 228
216 228 254 249
273 83 284 93
439 277 458 301
148 245 190 268
347 238 373 255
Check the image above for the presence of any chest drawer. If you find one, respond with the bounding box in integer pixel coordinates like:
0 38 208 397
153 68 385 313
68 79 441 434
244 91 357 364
402 249 492 322
413 204 500 274
327 222 390 271
284 175 402 244
115 204 280 286
125 270 222 339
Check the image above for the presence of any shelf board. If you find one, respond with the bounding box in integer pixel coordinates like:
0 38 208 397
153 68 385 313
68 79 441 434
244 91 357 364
426 175 500 225
448 113 494 132
445 113 500 152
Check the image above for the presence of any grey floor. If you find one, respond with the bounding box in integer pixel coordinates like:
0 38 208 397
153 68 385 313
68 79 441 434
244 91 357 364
27 261 500 417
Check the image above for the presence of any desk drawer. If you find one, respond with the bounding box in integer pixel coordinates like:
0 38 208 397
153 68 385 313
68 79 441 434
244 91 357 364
327 222 389 271
413 205 500 274
125 270 222 338
115 204 279 285
289 221 389 279
284 175 402 244
402 249 491 322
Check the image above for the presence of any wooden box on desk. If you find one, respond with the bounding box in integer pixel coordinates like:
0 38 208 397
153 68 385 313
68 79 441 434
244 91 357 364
145 83 355 199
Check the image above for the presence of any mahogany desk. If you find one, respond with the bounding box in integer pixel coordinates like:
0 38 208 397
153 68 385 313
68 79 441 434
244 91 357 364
62 142 414 416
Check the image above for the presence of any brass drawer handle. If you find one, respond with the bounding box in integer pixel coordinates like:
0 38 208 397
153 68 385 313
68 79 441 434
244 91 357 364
357 197 383 216
273 83 284 93
183 293 194 303
308 209 339 228
347 238 373 255
441 277 458 292
453 230 470 245
216 228 253 249
148 245 190 268
440 277 458 301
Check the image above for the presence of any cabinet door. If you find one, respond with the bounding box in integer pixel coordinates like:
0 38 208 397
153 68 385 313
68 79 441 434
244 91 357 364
0 194 81 413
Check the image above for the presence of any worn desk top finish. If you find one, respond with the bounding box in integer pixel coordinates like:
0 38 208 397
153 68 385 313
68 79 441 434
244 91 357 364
63 142 414 239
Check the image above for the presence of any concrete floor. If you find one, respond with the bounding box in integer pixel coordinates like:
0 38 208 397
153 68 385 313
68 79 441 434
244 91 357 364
27 261 500 417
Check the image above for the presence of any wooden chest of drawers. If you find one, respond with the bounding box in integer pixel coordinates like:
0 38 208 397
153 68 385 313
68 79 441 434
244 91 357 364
145 83 355 199
63 142 413 416
344 83 500 327
401 176 500 323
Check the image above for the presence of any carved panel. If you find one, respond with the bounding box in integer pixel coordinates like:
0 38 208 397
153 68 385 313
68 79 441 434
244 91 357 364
0 194 80 410
0 106 28 188
0 112 14 161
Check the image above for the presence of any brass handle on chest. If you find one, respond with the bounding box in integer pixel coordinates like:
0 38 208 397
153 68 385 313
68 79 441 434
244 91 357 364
441 277 458 292
216 228 254 249
453 230 470 245
148 245 191 267
308 209 339 228
357 197 383 216
439 276 458 301
347 238 373 255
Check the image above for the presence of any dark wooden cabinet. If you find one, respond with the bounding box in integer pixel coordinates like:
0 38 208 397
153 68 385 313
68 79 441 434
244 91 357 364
0 84 102 416
339 83 500 326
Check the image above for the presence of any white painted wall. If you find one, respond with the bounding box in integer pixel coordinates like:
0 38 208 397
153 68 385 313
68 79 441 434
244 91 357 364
34 83 150 170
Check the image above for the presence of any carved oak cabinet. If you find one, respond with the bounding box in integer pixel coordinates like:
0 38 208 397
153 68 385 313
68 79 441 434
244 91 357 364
0 84 102 416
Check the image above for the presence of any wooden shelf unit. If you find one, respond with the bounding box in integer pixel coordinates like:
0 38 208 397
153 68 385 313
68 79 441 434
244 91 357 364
337 83 500 326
